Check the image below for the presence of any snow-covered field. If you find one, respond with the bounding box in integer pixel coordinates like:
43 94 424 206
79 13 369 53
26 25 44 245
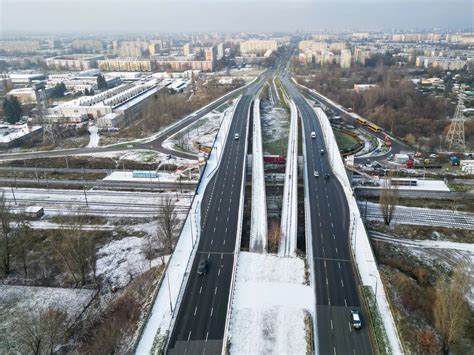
96 236 169 289
229 252 313 354
261 103 290 155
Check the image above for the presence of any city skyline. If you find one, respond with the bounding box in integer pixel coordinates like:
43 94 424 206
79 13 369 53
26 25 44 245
1 0 472 34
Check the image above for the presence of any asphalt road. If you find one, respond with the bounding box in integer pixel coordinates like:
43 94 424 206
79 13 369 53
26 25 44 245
282 75 373 355
167 95 255 354
0 84 251 163
299 85 409 162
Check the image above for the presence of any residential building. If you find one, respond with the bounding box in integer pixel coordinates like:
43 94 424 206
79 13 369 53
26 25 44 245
71 39 103 52
240 40 278 55
98 58 153 72
340 49 352 68
45 55 104 71
183 44 193 56
354 47 366 65
0 40 41 53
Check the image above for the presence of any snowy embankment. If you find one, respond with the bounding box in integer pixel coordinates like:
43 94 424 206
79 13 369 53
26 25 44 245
314 105 403 354
134 97 240 354
249 98 268 253
228 252 314 354
279 100 298 257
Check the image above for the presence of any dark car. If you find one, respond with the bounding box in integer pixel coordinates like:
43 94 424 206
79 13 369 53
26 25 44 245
324 173 330 180
320 149 325 155
197 258 208 275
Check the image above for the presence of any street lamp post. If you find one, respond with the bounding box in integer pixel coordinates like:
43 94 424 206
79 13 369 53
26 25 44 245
369 273 378 297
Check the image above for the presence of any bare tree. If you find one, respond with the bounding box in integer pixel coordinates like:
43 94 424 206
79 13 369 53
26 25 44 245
267 221 281 253
157 196 177 254
379 176 399 226
0 191 12 276
433 263 471 354
55 214 97 287
141 234 156 269
14 217 31 279
15 307 68 355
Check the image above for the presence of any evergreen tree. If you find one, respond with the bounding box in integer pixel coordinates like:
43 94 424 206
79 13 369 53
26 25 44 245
89 88 95 96
97 74 108 90
84 88 90 96
3 96 23 124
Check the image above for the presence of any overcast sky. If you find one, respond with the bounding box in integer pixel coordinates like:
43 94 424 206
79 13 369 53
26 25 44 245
1 0 472 34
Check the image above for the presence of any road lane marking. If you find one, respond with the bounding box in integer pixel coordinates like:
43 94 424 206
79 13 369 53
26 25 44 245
211 307 214 317
218 269 221 276
341 280 344 287
213 227 216 232
206 332 209 342
215 286 218 294
344 299 348 307
326 277 328 285
335 247 338 254
199 286 202 294
216 217 218 221
333 347 337 355
338 262 341 269
221 253 224 259
211 239 214 245
349 322 352 332
330 319 333 330
225 227 228 233
333 234 336 240
194 306 198 316
188 331 192 341
223 239 226 245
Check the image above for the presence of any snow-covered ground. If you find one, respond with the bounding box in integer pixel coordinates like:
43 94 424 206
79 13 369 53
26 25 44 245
371 231 474 307
250 99 267 253
96 236 169 289
360 201 474 230
0 284 95 351
163 99 237 155
87 125 100 148
228 252 313 354
360 178 450 192
261 104 290 156
1 188 193 218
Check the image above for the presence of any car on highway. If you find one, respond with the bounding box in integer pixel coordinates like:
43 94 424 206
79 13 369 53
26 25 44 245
314 170 319 177
320 149 325 155
350 310 362 329
197 258 208 275
234 133 240 140
311 131 316 139
324 173 330 180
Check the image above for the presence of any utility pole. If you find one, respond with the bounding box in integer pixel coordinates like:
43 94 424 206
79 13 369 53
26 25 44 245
445 85 466 152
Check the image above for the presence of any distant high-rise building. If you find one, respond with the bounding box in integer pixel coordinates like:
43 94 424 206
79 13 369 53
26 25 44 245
148 43 161 55
340 49 352 68
354 47 366 66
217 43 224 60
205 46 217 70
183 43 193 56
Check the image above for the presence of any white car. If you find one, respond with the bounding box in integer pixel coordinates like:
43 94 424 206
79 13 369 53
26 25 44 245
314 170 319 177
350 310 362 329
311 131 316 139
234 133 240 140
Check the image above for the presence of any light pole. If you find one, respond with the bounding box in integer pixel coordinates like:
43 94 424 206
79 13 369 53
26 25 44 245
369 273 378 297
